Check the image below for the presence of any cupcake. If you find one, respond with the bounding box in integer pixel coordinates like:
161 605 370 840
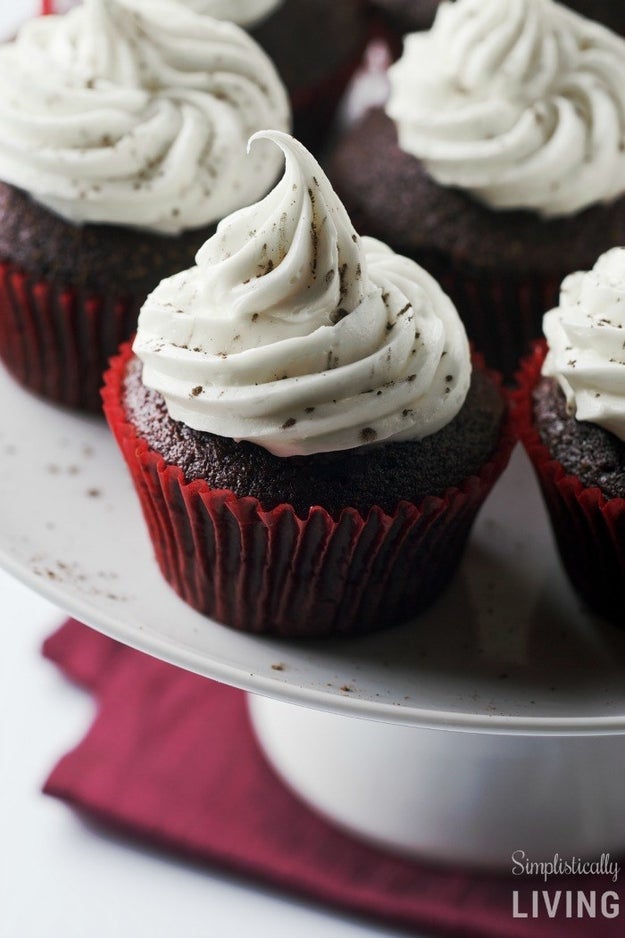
515 247 625 625
41 0 367 150
328 0 625 380
103 130 513 638
0 0 289 411
370 0 625 38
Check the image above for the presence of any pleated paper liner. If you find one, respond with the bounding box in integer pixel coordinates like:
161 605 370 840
0 258 139 412
103 342 515 638
514 341 625 626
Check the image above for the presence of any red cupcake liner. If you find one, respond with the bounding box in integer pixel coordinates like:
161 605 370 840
423 256 562 384
513 341 625 625
102 342 515 638
0 258 140 412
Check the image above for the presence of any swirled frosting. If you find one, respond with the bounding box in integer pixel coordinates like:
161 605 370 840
134 131 470 457
386 0 625 217
543 248 625 440
176 0 283 27
0 0 290 233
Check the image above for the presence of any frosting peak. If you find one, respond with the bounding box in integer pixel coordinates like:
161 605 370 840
0 0 290 233
543 247 625 440
386 0 625 217
195 132 366 327
134 132 471 456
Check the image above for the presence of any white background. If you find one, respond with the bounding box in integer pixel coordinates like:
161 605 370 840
0 4 427 936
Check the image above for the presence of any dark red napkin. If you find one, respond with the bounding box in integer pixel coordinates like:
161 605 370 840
43 620 624 938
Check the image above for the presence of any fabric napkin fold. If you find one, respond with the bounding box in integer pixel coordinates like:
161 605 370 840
43 619 624 938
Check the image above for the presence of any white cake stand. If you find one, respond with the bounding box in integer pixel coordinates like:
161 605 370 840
2 364 625 869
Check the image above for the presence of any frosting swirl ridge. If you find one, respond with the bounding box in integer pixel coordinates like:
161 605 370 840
543 247 625 440
134 132 470 456
0 0 290 233
386 0 625 217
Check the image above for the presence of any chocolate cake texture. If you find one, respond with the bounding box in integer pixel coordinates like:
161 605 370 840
123 355 505 519
0 182 214 296
533 377 625 501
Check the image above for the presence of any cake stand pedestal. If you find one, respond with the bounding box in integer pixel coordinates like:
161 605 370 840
2 366 625 869
250 697 625 867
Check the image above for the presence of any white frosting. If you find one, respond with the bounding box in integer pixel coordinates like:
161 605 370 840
543 248 625 440
0 0 290 233
176 0 283 27
386 0 625 217
41 0 283 26
134 132 471 457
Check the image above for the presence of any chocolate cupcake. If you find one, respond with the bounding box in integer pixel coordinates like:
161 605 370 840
103 131 513 638
329 0 625 380
0 0 289 411
515 248 625 625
